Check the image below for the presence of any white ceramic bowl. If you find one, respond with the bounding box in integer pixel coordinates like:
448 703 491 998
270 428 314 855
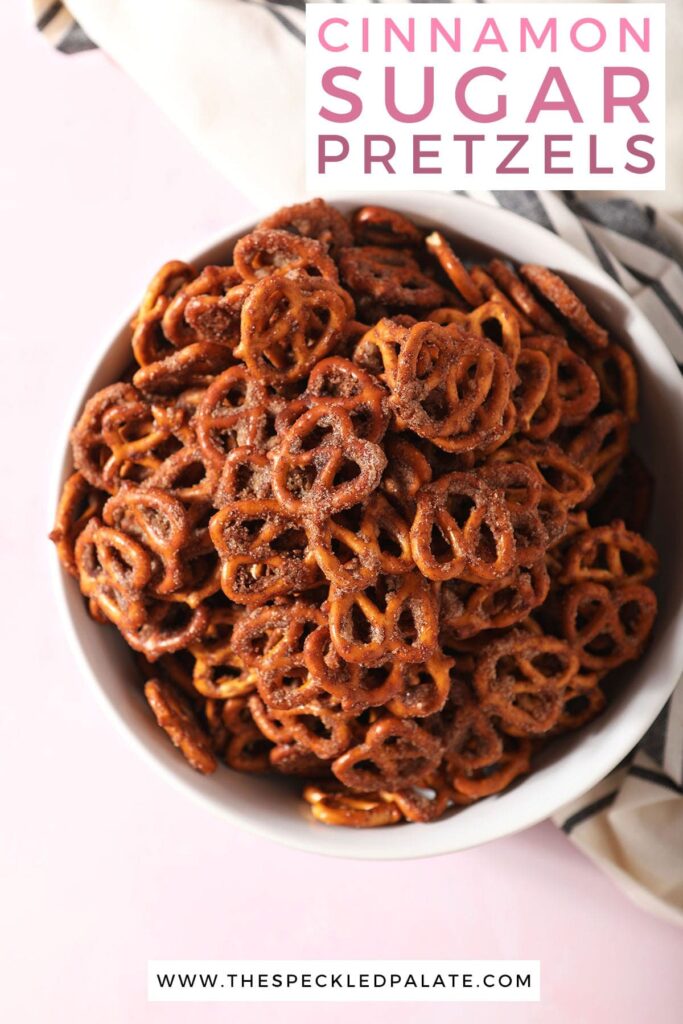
52 192 683 859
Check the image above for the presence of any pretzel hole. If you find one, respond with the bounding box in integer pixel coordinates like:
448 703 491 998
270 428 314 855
362 666 392 693
299 715 332 740
301 424 334 451
397 607 418 641
350 604 375 643
446 494 475 527
619 600 645 636
377 526 402 559
332 459 361 487
271 527 307 553
530 652 565 677
474 523 497 564
429 523 452 561
586 633 617 657
575 599 602 631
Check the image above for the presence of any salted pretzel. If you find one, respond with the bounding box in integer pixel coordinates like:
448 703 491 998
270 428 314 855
339 246 444 308
131 260 196 366
53 199 659 828
144 678 217 774
272 404 386 518
237 274 352 386
391 321 511 452
332 716 444 790
259 198 353 254
520 264 609 349
328 570 440 666
425 231 484 307
410 470 515 582
561 581 657 671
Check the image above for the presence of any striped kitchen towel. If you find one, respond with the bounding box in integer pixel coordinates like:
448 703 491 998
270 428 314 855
33 0 683 925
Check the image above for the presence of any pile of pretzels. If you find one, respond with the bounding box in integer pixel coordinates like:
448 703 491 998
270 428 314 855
51 199 658 827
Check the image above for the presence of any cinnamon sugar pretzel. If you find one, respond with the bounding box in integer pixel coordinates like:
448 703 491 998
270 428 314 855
52 199 658 827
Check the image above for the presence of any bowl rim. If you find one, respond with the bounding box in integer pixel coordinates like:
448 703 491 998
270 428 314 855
50 191 683 860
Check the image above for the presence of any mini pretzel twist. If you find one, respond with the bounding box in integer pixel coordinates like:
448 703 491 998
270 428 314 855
487 259 563 336
50 472 105 577
232 601 326 710
561 581 657 671
332 716 444 790
238 274 352 386
391 321 511 453
328 571 440 666
425 231 484 307
339 246 445 308
352 205 423 248
196 365 278 473
410 471 516 583
272 404 387 518
560 521 658 586
259 198 353 254
233 228 339 283
144 678 217 774
131 261 196 366
427 299 521 367
209 498 318 605
103 485 191 596
189 606 257 700
440 561 549 639
306 492 412 593
133 341 233 397
303 785 403 827
160 265 245 348
520 264 609 349
474 630 580 736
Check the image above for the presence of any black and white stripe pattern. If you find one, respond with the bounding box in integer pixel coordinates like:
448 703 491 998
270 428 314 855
33 0 95 53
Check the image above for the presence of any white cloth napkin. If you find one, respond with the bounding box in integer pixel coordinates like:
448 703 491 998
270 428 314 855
32 0 683 925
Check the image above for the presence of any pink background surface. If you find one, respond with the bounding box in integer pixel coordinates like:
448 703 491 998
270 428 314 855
2 4 681 1021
